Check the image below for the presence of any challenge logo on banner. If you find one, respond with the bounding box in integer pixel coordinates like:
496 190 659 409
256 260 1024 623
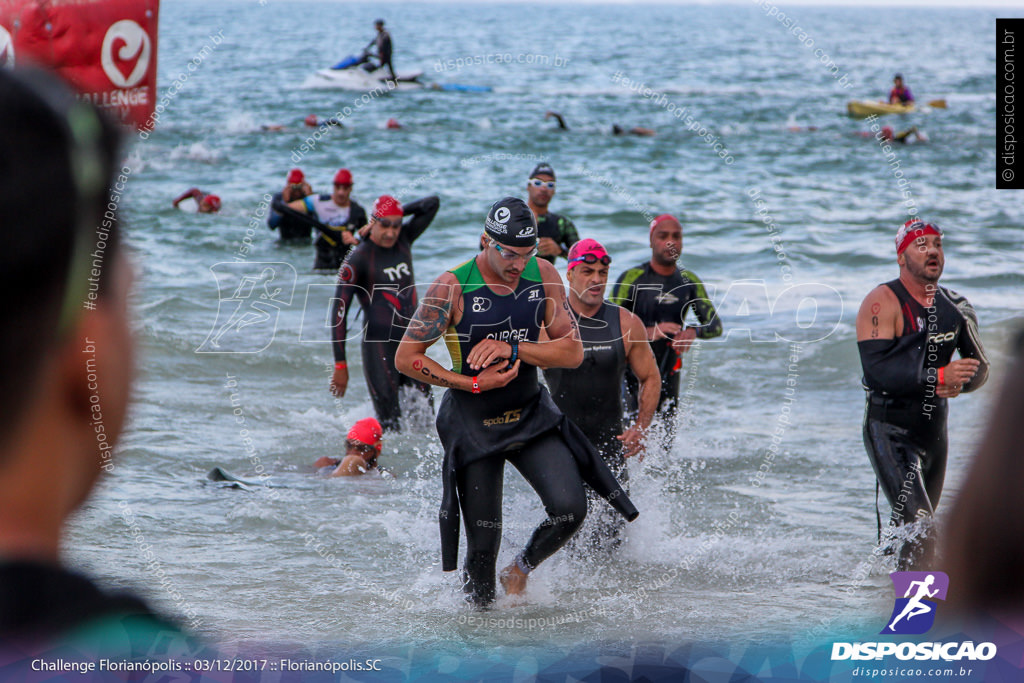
0 0 159 130
881 571 949 635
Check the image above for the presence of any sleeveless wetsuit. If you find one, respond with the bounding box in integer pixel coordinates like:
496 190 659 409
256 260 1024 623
544 301 630 550
330 196 438 430
545 302 627 470
433 257 638 605
611 262 722 420
858 278 988 565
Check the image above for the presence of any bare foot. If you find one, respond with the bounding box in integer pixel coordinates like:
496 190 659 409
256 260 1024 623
499 563 528 597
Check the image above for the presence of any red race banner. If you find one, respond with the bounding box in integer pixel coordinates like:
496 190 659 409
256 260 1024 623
0 0 160 130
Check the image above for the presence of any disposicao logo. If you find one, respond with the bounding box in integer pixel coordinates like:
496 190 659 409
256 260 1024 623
831 571 997 663
882 571 948 635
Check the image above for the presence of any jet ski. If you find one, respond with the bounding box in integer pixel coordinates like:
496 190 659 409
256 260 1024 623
304 51 424 92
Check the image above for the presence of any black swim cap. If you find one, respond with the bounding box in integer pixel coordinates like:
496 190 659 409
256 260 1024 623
484 196 537 247
529 163 555 179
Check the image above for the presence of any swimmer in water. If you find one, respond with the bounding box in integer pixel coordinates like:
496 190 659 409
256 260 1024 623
313 418 384 476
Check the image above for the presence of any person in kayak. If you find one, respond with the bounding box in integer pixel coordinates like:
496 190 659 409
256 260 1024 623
856 219 989 569
313 418 384 476
544 239 660 550
395 197 638 606
889 74 914 105
267 168 314 243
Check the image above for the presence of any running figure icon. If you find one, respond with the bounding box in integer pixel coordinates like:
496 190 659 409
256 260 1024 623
888 574 939 631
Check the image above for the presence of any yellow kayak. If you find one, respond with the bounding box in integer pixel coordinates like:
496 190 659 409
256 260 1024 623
846 100 915 118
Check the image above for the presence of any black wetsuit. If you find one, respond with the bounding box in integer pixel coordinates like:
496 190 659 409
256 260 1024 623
376 31 395 80
610 262 722 419
535 212 579 263
858 279 988 564
330 196 438 430
267 191 312 242
434 257 637 605
545 302 630 549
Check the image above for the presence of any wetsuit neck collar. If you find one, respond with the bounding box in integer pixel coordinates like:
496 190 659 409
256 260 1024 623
648 259 678 277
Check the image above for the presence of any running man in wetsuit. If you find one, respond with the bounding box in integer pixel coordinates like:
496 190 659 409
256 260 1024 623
526 163 579 263
544 239 660 550
610 214 722 423
856 219 988 570
267 168 314 243
275 168 367 271
395 198 638 606
330 195 439 431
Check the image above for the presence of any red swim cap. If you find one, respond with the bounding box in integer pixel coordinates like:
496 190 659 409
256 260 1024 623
202 195 221 211
895 219 942 255
373 195 403 218
287 168 304 184
386 117 401 129
649 213 679 235
334 168 353 185
567 238 610 271
348 417 383 452
304 114 318 127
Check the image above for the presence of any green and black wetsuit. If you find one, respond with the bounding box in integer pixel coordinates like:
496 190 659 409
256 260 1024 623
610 262 722 419
535 211 579 263
435 257 637 605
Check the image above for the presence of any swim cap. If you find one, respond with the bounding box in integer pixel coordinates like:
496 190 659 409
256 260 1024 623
348 417 383 452
529 163 555 179
881 126 894 141
202 195 221 211
649 213 680 235
386 117 401 129
373 195 403 218
895 219 942 255
333 168 353 185
484 196 537 246
304 114 318 127
567 238 611 271
287 168 304 184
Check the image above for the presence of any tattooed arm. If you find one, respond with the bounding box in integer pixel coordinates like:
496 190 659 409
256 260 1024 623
396 271 520 392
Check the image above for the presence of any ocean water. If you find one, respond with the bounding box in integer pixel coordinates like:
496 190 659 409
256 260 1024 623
66 0 1021 675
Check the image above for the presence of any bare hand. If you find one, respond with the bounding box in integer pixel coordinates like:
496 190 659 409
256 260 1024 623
648 322 682 341
477 359 520 391
942 359 980 387
330 366 349 397
537 237 561 257
671 327 697 354
466 338 512 371
341 230 359 246
617 425 646 460
936 383 962 399
358 222 372 239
